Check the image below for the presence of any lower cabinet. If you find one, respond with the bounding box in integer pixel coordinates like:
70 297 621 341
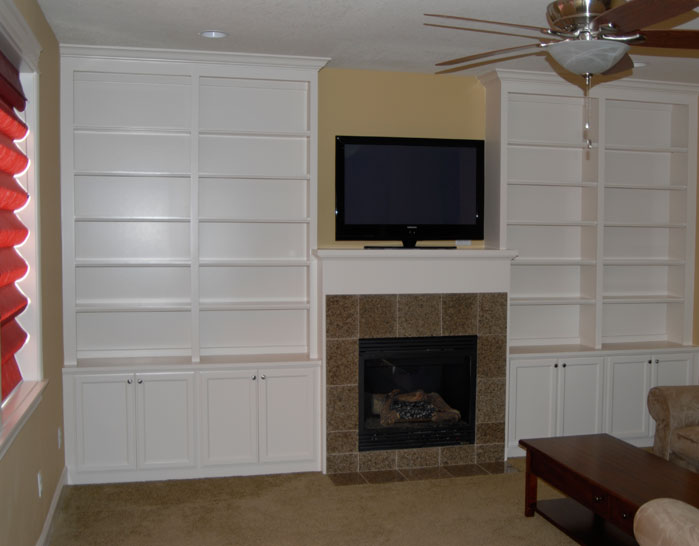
508 349 697 457
200 366 319 467
64 361 321 483
508 356 604 453
72 371 195 472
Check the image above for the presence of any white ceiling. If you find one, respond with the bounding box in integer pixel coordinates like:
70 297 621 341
37 0 699 84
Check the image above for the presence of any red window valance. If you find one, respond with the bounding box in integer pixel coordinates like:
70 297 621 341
0 49 28 402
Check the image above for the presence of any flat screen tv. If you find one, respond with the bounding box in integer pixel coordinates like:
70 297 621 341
335 135 484 248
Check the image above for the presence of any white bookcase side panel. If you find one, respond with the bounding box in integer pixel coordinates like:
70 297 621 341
511 264 593 299
199 78 308 133
74 72 192 130
199 266 307 303
75 176 191 218
508 93 590 143
199 309 307 353
508 185 596 223
74 132 191 174
507 225 595 260
199 178 307 220
605 101 686 149
199 135 307 177
507 147 589 184
602 302 672 343
508 359 557 444
604 226 685 260
75 222 191 261
76 266 191 303
510 305 584 346
603 264 682 298
199 223 307 260
604 188 684 224
76 311 192 353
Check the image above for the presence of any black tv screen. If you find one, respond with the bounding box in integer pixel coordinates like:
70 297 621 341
335 135 484 247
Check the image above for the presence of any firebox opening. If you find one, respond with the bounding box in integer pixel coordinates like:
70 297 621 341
358 335 477 452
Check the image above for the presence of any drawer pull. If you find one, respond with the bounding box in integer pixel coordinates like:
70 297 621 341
622 512 629 519
594 495 604 503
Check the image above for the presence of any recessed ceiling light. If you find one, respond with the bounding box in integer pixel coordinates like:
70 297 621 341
199 30 228 39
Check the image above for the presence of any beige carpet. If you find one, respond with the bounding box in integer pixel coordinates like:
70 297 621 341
47 466 576 546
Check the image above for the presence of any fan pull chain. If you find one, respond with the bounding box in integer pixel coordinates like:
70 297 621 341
584 73 592 150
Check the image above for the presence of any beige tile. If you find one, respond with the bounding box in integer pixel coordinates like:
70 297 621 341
396 447 439 469
397 294 441 337
478 293 507 335
476 422 505 445
439 444 476 466
359 295 397 338
361 470 406 484
328 473 367 486
443 464 487 478
441 293 478 336
476 378 506 424
476 443 505 464
326 295 358 339
327 385 358 432
327 453 359 474
326 339 358 386
358 450 397 471
477 335 507 378
327 431 358 454
400 467 452 481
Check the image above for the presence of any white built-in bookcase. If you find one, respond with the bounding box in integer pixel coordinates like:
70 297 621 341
60 47 327 365
480 70 698 351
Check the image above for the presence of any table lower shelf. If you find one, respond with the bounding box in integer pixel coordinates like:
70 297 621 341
536 498 638 546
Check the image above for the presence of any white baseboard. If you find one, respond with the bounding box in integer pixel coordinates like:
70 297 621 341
36 466 67 546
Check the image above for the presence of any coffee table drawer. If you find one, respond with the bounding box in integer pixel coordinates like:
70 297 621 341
609 498 636 535
531 457 610 517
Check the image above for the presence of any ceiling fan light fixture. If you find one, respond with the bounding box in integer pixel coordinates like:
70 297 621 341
547 39 630 75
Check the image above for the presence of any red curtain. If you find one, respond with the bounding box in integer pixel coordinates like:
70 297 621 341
0 50 28 402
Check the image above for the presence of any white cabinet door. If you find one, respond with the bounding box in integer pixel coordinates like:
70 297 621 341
200 370 258 466
136 372 196 468
606 355 652 439
557 357 605 437
653 354 694 387
508 358 558 451
258 367 318 463
75 373 136 471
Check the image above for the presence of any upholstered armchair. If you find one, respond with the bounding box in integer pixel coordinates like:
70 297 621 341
648 385 699 473
634 498 699 546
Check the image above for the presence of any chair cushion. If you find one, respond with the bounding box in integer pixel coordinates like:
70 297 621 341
634 498 699 546
671 426 699 461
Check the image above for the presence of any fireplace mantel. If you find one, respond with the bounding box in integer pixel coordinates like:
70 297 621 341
314 249 517 295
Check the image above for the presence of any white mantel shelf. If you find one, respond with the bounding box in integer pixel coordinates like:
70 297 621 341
314 248 518 295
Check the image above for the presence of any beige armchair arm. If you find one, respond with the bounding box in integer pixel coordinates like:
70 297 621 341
648 386 699 460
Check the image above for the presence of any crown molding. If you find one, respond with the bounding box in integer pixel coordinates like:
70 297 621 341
60 44 329 71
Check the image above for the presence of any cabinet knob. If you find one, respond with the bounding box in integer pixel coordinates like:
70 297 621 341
554 364 558 368
261 374 266 380
622 513 629 520
252 375 257 381
655 359 659 364
562 363 567 368
648 360 652 364
594 495 604 503
127 379 133 384
137 379 143 384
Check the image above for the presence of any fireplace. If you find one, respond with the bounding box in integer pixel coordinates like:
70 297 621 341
358 335 477 451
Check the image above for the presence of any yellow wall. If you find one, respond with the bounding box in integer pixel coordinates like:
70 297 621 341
317 68 485 248
0 1 63 544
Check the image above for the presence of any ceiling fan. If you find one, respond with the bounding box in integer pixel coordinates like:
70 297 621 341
426 0 699 80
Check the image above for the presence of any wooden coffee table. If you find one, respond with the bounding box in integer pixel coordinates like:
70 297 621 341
520 434 699 546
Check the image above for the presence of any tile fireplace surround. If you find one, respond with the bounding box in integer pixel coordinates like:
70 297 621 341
315 249 516 474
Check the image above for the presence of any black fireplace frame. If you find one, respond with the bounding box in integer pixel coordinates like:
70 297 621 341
358 335 477 452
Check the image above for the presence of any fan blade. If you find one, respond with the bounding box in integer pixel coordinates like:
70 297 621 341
634 29 699 49
593 0 699 34
436 43 545 67
424 13 549 34
436 52 541 74
424 22 557 42
602 53 635 75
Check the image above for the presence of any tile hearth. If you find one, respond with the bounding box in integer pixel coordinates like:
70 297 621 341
325 292 507 474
